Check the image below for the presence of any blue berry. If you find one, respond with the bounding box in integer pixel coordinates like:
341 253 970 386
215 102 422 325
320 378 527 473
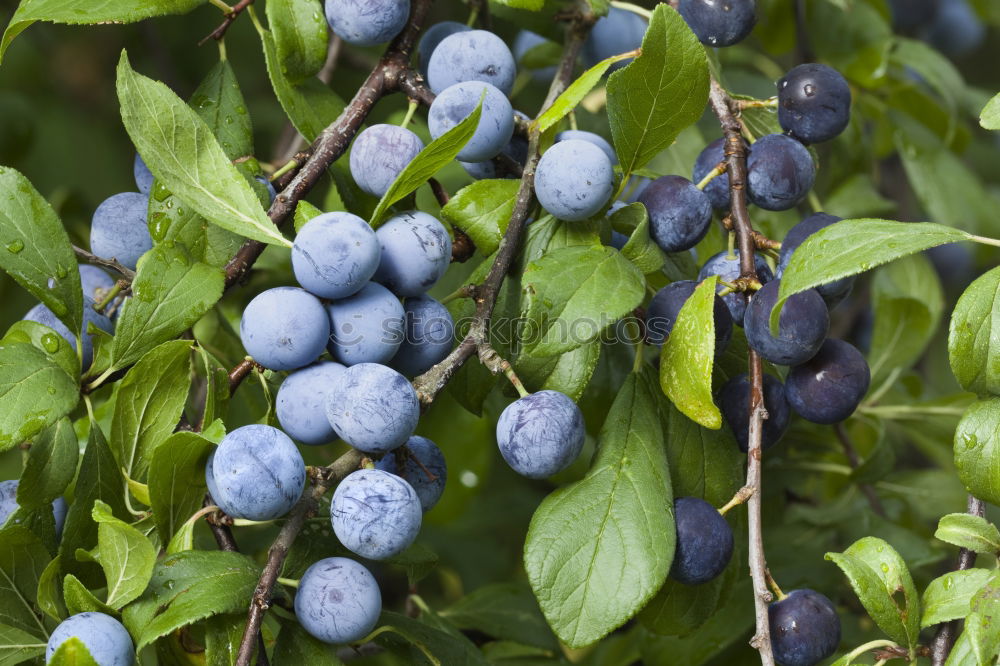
427 29 517 96
373 211 452 297
460 112 529 179
326 282 405 366
678 0 757 47
744 279 829 366
326 363 420 454
323 0 409 46
391 295 455 377
698 250 774 325
331 468 422 560
670 496 734 585
777 64 852 144
276 362 346 446
769 589 841 666
375 436 447 511
133 153 153 195
428 81 514 162
417 21 471 77
747 134 815 211
496 390 585 479
646 280 733 353
582 8 647 70
555 130 617 164
637 175 712 252
90 192 152 271
513 30 557 82
777 213 854 306
292 212 380 300
350 124 424 198
718 374 791 452
785 339 870 424
240 287 330 371
535 139 614 221
79 265 116 302
47 612 134 665
24 298 113 371
295 557 381 644
692 137 743 211
0 479 68 537
924 0 985 57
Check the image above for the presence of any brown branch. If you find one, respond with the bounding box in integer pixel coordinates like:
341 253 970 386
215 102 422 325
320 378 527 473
200 0 255 46
73 245 136 281
930 495 988 665
229 358 263 396
204 496 240 552
833 423 888 518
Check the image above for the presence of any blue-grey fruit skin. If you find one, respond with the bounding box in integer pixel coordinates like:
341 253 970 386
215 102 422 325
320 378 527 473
556 130 617 164
210 425 305 520
79 265 115 302
324 0 409 46
373 211 452 297
331 468 422 560
428 29 516 96
0 479 67 537
692 137 734 210
350 124 424 198
786 339 870 425
925 0 985 57
417 21 471 76
744 279 829 366
535 139 614 222
240 287 330 371
47 612 135 666
769 589 841 666
678 0 757 47
277 362 347 446
513 30 557 82
889 0 939 31
327 363 420 454
777 213 854 306
698 250 774 325
24 298 113 371
326 282 405 366
461 111 529 179
719 374 790 453
376 436 447 511
133 153 153 195
670 497 734 585
777 64 851 144
205 450 222 505
746 134 815 211
638 175 712 252
428 81 514 162
610 230 629 250
496 390 585 479
582 7 647 70
255 175 277 204
292 212 380 300
646 280 733 354
391 295 454 377
295 557 381 644
90 192 152 271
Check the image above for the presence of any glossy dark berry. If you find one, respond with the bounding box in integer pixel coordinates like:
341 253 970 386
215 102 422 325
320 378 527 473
645 280 733 353
769 589 841 666
744 279 829 366
678 0 757 47
670 497 734 585
637 175 712 253
777 213 854 307
785 339 870 424
718 373 791 453
698 250 775 326
746 134 815 211
692 137 743 211
777 64 851 144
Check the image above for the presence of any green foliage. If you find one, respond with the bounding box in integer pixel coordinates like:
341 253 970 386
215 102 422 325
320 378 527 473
949 266 1000 396
441 179 519 256
0 343 78 452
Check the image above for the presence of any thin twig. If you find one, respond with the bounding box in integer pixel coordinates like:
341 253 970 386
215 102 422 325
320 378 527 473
200 0 255 46
229 358 263 396
73 245 136 281
833 423 888 518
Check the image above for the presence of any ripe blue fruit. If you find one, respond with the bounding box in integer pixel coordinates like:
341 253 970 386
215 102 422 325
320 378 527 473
496 390 585 479
133 153 153 195
582 7 647 70
692 136 747 210
417 21 470 76
744 279 829 366
637 175 712 252
326 282 405 365
555 130 617 164
295 557 381 644
777 64 852 144
888 0 939 31
47 612 134 665
698 250 774 325
428 81 514 162
79 265 115 302
208 425 306 520
777 213 854 306
391 295 455 377
349 124 424 198
718 374 791 453
678 0 757 47
239 287 330 371
276 362 346 446
89 192 153 271
23 298 113 371
292 212 381 300
746 134 815 211
670 496 734 585
331 468 422 560
645 280 733 354
375 436 447 511
785 339 870 424
513 30 557 82
254 175 277 204
373 211 452 296
461 110 529 179
326 363 420 454
925 0 985 57
0 480 67 537
427 29 517 96
323 0 409 46
769 589 841 666
535 139 614 221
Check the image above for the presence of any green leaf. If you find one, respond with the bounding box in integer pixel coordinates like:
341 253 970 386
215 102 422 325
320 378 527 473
524 371 673 647
946 629 976 666
0 623 47 665
384 543 439 587
954 398 1000 506
516 340 600 402
949 266 1000 396
265 0 328 82
440 179 519 256
522 245 645 357
204 614 246 666
373 611 489 665
441 583 558 651
147 431 213 543
921 569 995 628
826 536 921 648
0 343 78 452
46 636 100 666
110 340 193 481
0 526 50 639
773 220 969 334
0 167 82 335
272 622 345 665
17 418 77 510
659 276 720 429
936 514 1000 556
294 200 324 233
370 100 484 227
37 556 66 622
3 320 79 382
615 203 664 274
606 5 709 178
116 52 289 247
491 0 544 10
109 244 222 371
62 574 115 616
535 52 633 134
981 93 1000 130
965 571 1000 665
190 60 253 160
91 500 155 609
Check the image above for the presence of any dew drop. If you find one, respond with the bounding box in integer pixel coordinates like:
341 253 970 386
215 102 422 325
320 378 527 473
40 333 60 353
6 239 24 254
